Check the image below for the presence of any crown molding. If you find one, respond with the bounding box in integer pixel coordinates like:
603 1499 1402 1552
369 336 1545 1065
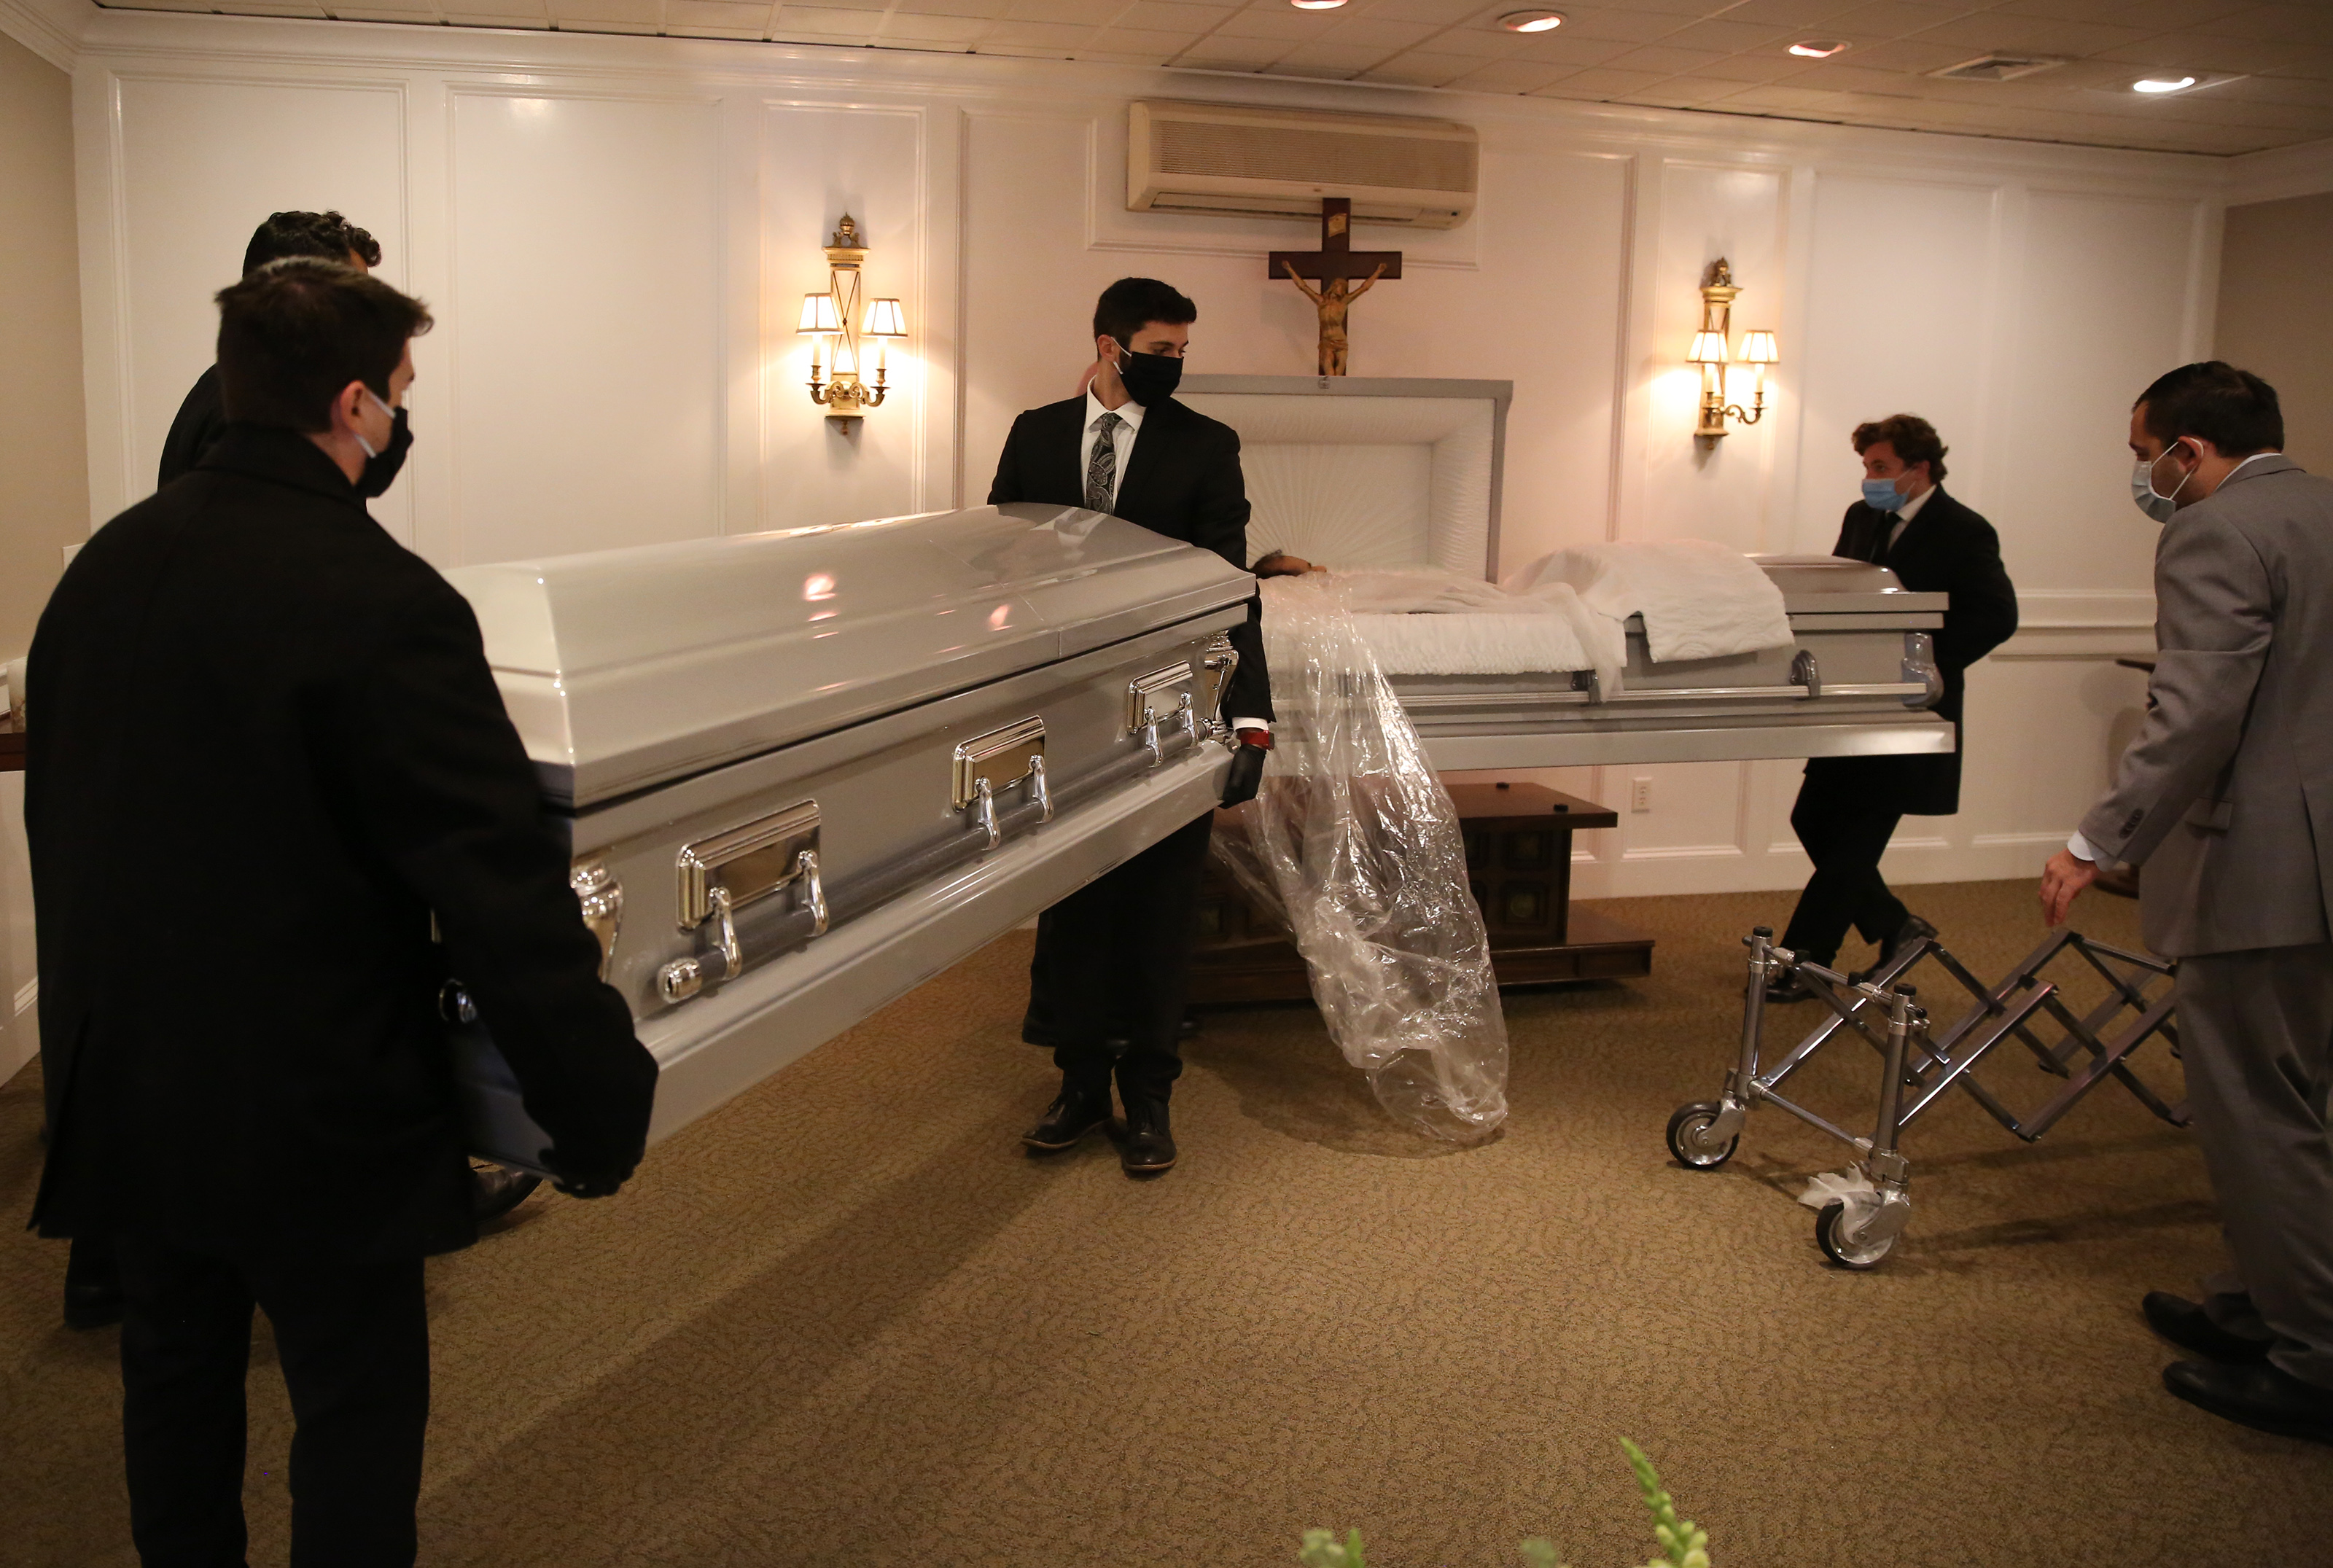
0 0 90 69
2226 137 2333 208
66 8 2232 199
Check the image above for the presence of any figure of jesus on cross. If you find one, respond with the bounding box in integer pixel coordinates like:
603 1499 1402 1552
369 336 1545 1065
1271 197 1402 378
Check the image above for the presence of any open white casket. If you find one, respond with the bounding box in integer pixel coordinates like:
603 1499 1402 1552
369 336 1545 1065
441 504 1250 1171
1177 375 1950 770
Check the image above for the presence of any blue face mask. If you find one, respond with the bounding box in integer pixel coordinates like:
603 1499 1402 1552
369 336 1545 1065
1861 477 1906 512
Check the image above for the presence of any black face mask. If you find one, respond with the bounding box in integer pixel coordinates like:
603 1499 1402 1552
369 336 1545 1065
1115 347 1183 408
357 406 412 499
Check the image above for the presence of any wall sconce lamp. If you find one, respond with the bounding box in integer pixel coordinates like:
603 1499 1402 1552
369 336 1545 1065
1689 257 1778 440
800 214 908 422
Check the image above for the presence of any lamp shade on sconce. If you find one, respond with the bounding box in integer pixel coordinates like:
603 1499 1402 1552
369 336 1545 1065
1688 329 1729 365
863 297 907 338
798 292 841 334
1739 330 1779 364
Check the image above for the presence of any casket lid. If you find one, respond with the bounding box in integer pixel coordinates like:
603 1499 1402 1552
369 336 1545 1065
1753 555 1951 615
447 504 1253 808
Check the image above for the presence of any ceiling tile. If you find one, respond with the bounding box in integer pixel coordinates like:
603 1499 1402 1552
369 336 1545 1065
1355 50 1481 85
1904 12 2158 55
1447 58 1580 92
1215 7 1331 40
1326 17 1436 50
1534 65 1675 95
1091 26 1203 53
1657 15 1800 52
881 14 987 41
1718 0 1869 23
1271 40 1386 70
1121 0 1232 26
2213 3 2333 47
1598 43 1732 74
1695 49 1831 82
776 4 881 34
1364 0 1495 20
1530 5 1688 45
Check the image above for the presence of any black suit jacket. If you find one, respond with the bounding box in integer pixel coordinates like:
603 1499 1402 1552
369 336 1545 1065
989 395 1272 724
160 363 411 494
28 426 656 1260
1807 484 2019 815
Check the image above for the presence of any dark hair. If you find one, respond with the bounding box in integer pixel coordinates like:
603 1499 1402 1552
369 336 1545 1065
1094 276 1196 349
215 258 433 432
241 210 383 276
1851 413 1948 483
2135 361 2283 456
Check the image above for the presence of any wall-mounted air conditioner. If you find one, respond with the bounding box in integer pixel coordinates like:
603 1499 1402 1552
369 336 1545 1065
1127 100 1477 230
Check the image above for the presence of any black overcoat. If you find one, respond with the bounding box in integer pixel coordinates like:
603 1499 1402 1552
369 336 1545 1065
989 394 1273 725
27 426 656 1260
1802 484 2020 816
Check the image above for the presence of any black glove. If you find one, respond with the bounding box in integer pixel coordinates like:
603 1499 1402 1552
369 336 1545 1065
1220 733 1269 808
538 1146 637 1200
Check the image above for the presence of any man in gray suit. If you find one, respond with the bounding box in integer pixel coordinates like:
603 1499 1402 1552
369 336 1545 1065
2042 360 2333 1443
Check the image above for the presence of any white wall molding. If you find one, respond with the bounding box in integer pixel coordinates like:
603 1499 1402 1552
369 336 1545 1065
2227 137 2333 208
0 0 90 71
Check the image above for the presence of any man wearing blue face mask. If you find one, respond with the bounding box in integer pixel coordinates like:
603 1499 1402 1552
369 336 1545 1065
1770 413 2019 1002
2041 361 2333 1443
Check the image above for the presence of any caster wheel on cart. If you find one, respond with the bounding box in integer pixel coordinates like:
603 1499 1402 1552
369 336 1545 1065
471 1160 542 1224
1665 1101 1738 1171
1815 1199 1896 1269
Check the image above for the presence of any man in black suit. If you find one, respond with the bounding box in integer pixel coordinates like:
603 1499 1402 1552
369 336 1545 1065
157 210 413 497
988 276 1271 1175
1773 413 2019 999
27 257 657 1565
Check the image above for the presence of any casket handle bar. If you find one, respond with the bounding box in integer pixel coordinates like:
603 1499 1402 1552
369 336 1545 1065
650 736 1227 1010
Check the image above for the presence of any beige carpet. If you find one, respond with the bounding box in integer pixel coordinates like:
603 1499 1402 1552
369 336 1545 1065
4 879 2324 1566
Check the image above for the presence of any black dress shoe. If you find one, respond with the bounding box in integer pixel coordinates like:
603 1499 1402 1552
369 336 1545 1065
2164 1359 2333 1443
1764 972 1817 1005
2143 1292 2272 1363
1114 1101 1177 1176
1851 915 1938 985
1022 1086 1112 1152
63 1236 123 1332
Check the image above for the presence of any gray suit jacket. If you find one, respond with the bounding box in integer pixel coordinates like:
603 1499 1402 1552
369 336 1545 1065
2079 454 2333 957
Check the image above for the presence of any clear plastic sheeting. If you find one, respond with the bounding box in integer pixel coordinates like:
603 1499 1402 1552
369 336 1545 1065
1212 574 1510 1142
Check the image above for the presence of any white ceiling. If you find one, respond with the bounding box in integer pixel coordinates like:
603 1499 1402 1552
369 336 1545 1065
101 0 2333 157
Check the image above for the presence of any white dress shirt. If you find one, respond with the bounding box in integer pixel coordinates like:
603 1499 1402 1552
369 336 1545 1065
1080 388 1268 734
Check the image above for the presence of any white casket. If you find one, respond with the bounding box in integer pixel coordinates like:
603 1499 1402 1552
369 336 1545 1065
1177 374 1951 771
442 504 1249 1170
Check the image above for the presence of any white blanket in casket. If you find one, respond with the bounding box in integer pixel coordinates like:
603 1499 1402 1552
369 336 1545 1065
1212 573 1510 1143
1291 541 1793 684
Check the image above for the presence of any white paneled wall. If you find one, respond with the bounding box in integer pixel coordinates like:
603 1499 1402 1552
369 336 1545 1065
55 13 2242 902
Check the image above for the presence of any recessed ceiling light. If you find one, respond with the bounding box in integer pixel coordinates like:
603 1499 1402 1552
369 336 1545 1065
1288 0 1347 9
2133 75 2198 93
1500 10 1565 31
1788 39 1848 58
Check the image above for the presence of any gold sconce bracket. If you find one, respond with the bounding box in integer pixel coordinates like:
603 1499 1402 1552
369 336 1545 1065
801 213 906 423
1688 256 1777 442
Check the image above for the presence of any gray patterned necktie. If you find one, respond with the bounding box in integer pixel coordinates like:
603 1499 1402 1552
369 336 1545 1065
1085 411 1123 512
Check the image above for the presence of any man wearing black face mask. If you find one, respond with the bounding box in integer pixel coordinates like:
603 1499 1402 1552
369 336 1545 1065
988 276 1273 1177
157 209 413 499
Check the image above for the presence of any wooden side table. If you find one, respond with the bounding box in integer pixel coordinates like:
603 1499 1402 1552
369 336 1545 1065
1187 779 1654 1005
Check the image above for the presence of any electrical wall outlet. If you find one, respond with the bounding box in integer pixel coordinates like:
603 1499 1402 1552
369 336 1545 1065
1629 776 1653 813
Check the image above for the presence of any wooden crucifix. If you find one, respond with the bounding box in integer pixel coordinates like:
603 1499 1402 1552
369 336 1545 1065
1270 197 1403 377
